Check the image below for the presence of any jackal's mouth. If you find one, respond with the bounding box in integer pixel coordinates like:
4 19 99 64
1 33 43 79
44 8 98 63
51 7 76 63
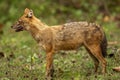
15 26 24 32
11 25 24 32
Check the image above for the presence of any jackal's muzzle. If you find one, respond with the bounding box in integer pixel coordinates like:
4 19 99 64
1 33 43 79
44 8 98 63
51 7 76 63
11 20 24 32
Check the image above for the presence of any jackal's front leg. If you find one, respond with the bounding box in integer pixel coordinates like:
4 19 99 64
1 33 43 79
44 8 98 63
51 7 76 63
45 51 54 80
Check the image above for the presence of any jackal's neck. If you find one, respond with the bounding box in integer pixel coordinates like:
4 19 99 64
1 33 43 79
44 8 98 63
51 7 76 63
28 17 48 42
31 16 48 29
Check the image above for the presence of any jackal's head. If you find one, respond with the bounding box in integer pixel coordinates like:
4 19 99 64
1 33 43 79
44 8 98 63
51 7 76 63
11 8 34 32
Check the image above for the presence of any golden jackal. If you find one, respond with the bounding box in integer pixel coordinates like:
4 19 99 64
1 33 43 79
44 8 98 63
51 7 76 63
11 8 107 80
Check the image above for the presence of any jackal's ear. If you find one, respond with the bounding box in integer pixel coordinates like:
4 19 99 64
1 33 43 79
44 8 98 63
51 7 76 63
27 9 33 18
24 8 30 13
24 8 34 18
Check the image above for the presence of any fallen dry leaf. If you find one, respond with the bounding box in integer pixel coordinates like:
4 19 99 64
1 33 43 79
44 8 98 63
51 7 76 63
112 66 120 72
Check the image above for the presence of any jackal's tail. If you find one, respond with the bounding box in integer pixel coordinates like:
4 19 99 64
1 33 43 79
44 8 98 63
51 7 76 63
101 33 107 57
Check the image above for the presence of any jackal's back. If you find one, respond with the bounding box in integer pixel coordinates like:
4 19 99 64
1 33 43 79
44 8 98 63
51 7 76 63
54 22 103 41
52 22 105 51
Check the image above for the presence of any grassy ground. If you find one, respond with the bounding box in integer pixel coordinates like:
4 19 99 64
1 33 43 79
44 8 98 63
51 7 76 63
0 21 120 80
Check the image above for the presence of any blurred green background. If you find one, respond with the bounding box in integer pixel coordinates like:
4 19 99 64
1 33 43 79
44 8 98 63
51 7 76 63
0 0 120 24
0 0 120 80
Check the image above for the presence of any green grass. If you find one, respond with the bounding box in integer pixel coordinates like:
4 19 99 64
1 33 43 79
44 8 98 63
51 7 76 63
0 21 120 80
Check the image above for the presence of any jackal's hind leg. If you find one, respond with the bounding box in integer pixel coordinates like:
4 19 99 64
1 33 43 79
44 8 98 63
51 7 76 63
86 44 107 74
85 47 99 73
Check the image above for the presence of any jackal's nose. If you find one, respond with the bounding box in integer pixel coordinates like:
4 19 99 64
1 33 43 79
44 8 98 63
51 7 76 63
11 25 13 28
